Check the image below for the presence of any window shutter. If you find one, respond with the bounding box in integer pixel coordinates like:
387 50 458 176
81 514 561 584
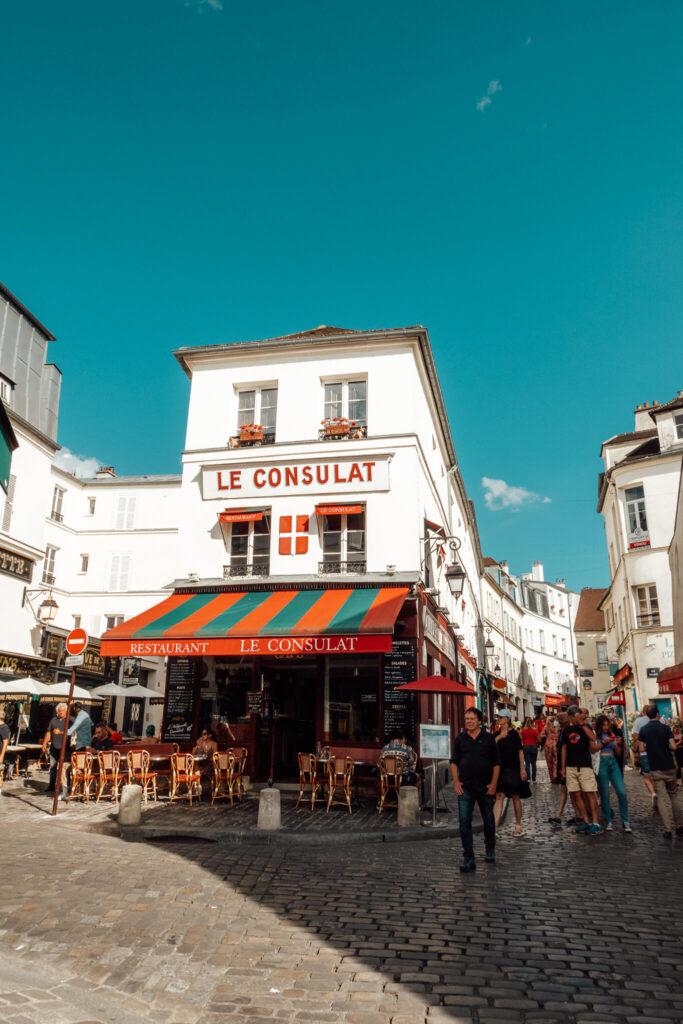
109 554 130 591
91 615 101 637
2 473 16 532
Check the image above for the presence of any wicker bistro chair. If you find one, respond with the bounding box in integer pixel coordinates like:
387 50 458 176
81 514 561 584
211 751 236 805
68 750 94 803
127 749 158 803
228 747 248 802
378 754 405 813
326 755 354 814
296 752 321 810
96 750 123 803
170 752 202 805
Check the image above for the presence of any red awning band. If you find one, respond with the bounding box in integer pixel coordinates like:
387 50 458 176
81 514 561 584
657 663 683 695
219 509 264 523
544 693 566 707
613 663 633 686
315 504 363 515
606 690 626 705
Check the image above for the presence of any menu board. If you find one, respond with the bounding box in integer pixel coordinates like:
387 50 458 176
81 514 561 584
246 690 265 715
162 657 197 742
383 640 417 741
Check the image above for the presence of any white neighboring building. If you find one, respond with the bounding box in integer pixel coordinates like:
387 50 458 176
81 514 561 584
597 395 683 715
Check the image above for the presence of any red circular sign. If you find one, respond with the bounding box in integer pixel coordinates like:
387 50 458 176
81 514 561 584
66 628 89 656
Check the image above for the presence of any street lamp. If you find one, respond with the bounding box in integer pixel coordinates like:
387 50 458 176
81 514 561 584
22 587 59 624
445 561 466 598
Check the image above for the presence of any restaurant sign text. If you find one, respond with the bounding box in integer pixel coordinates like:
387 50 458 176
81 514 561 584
202 455 390 500
0 545 33 582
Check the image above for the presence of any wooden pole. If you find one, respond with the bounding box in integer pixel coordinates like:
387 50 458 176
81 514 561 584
51 667 75 816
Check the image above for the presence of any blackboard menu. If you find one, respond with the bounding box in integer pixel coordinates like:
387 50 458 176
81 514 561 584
246 690 265 715
383 640 417 741
162 657 197 742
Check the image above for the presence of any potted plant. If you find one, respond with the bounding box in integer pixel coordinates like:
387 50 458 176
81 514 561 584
239 423 263 442
322 417 351 437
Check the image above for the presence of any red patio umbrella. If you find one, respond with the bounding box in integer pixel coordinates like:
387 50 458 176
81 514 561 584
396 675 476 695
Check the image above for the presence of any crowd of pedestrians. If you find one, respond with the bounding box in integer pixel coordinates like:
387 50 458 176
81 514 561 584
450 701 683 871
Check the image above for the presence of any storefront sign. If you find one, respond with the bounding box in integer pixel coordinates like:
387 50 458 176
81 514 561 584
46 634 106 677
246 690 265 714
108 634 393 657
202 455 390 500
0 545 33 582
647 667 660 678
579 669 594 677
0 652 50 679
162 657 198 743
383 639 417 740
583 681 592 690
606 690 626 706
628 527 650 550
423 610 455 665
420 723 451 760
544 693 565 707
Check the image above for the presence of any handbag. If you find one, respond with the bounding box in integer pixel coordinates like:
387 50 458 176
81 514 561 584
591 752 601 774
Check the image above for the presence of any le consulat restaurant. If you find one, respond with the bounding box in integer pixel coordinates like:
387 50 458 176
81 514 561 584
100 326 479 781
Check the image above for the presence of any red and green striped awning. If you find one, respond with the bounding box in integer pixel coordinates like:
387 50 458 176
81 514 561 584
100 587 410 658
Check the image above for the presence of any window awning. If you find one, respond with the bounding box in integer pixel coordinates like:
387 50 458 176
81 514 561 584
315 503 363 516
658 663 683 695
218 508 268 523
100 586 410 657
544 693 566 707
613 663 632 686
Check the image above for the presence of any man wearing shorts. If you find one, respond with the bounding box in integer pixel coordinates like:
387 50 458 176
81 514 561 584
560 706 602 836
632 705 656 805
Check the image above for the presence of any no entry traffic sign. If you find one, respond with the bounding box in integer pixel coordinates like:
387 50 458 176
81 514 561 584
65 628 89 657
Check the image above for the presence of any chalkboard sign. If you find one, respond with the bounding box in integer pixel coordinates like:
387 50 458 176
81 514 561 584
383 639 417 742
162 657 197 742
246 690 265 715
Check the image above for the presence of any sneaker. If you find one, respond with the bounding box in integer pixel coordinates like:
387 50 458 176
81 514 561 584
459 858 476 873
485 849 495 863
623 822 633 832
587 824 603 836
575 822 590 833
548 816 561 825
605 822 613 831
651 792 658 807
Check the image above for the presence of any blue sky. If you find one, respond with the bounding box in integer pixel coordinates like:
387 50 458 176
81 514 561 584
2 1 682 591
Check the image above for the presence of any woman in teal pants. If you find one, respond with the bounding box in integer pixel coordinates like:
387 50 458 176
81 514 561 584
594 714 632 832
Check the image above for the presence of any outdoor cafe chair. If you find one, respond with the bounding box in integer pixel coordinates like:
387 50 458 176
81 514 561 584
227 747 248 802
211 751 235 805
170 752 201 805
378 754 405 813
68 750 94 803
96 750 122 803
296 752 321 809
127 749 158 803
326 755 354 814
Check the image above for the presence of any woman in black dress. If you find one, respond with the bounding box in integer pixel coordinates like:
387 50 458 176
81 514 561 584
493 710 528 837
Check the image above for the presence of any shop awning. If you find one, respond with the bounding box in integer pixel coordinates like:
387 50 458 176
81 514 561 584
218 507 267 523
315 503 363 516
606 690 626 705
544 693 566 707
100 586 410 657
495 694 516 709
657 663 683 695
396 675 475 694
613 663 632 686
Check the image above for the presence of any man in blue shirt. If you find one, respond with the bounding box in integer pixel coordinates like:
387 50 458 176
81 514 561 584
67 703 93 752
639 706 683 840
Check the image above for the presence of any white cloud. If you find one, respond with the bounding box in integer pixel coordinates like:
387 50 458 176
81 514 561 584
525 37 532 47
482 477 551 511
186 0 224 11
53 448 102 479
476 80 502 112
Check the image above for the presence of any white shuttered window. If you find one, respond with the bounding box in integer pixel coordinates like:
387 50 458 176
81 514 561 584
115 496 137 530
108 554 131 591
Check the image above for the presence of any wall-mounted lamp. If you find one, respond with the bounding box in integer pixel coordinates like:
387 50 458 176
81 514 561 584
22 588 59 624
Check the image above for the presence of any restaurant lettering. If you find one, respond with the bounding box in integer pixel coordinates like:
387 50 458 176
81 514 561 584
239 636 359 654
131 641 211 656
0 545 33 582
104 634 394 657
0 652 50 679
202 455 391 500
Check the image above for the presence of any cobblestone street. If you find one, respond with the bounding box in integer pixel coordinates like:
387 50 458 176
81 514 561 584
1 770 682 1024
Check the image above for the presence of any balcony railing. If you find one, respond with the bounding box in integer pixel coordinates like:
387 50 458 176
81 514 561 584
223 563 270 579
227 431 275 449
50 510 63 523
318 560 367 575
637 613 661 628
42 572 56 585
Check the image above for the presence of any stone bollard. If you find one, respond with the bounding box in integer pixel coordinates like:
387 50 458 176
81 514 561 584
118 784 143 826
397 785 420 827
257 787 281 830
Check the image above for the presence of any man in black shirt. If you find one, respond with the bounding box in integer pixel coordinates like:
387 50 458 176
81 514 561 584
42 702 69 796
87 723 114 753
639 706 683 840
560 706 602 835
450 707 500 872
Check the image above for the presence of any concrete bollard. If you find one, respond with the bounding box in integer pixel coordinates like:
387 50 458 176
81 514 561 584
257 787 281 830
397 785 420 827
118 784 143 825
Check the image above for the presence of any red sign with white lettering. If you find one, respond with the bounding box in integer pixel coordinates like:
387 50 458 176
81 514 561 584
65 628 89 656
101 634 393 658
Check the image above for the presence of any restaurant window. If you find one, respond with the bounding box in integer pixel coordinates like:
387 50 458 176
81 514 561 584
323 379 367 427
225 514 271 577
634 584 660 628
328 654 379 743
237 387 277 442
115 495 136 530
675 412 683 440
79 553 89 574
51 486 65 523
624 485 648 535
597 641 608 667
320 510 366 574
43 545 57 585
105 614 124 630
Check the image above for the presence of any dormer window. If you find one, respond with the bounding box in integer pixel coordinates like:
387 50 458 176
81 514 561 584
236 387 277 444
674 412 683 441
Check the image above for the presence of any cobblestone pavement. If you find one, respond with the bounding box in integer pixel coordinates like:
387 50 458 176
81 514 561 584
1 768 682 1024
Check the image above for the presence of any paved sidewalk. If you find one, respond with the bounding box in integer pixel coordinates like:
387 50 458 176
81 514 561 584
1 768 682 1024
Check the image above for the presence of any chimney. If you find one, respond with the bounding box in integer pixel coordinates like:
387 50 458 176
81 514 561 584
96 466 116 479
531 561 544 582
633 403 653 431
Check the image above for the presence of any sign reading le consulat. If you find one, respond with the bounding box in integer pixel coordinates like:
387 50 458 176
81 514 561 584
202 455 390 500
128 635 390 657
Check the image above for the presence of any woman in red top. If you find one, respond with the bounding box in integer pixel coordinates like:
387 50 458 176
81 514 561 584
520 717 539 782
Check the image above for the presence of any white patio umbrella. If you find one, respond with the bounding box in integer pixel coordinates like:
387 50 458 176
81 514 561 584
120 683 159 698
41 682 103 701
0 676 50 696
92 682 129 697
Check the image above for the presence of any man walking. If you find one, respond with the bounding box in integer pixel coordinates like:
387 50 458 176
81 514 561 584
560 706 602 836
450 707 500 872
638 705 683 841
42 702 68 797
632 705 657 805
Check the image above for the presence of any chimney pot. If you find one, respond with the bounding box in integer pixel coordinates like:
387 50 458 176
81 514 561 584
643 402 649 408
